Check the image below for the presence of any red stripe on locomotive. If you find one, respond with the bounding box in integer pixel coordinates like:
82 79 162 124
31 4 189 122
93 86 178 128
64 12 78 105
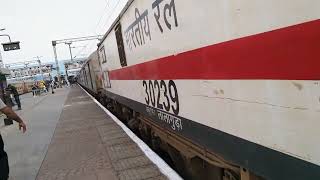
109 20 320 80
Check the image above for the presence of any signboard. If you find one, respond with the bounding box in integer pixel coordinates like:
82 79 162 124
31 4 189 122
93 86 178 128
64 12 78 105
2 41 20 51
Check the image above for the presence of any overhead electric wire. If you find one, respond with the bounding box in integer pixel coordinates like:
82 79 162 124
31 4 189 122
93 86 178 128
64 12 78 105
96 0 122 34
94 0 112 33
74 0 123 58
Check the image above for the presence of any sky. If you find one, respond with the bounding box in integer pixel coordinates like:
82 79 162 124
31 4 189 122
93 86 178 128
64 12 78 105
0 0 126 64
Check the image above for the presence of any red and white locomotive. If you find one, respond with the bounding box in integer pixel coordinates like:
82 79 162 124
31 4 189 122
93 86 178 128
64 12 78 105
78 0 320 179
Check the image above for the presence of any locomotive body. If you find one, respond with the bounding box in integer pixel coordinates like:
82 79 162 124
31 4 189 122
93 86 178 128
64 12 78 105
78 0 320 179
79 51 102 95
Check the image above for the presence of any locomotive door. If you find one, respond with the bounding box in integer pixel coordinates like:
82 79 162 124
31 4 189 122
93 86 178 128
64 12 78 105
115 23 127 67
104 71 111 88
87 63 94 90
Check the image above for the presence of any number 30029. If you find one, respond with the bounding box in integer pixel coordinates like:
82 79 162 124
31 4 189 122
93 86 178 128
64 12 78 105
142 80 179 115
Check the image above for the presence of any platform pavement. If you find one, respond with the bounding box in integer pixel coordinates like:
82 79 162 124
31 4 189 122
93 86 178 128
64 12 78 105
35 86 167 180
0 87 70 180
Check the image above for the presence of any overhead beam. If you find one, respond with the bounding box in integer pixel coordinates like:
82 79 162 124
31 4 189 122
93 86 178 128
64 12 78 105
51 35 102 87
52 35 103 45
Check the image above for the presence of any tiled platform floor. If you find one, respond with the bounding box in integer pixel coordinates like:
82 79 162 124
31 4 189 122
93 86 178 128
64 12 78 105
36 86 166 180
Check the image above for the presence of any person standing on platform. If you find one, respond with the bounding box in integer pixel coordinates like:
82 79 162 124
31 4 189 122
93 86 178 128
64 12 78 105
50 80 55 94
45 81 50 92
39 81 46 93
31 84 37 97
0 98 27 180
7 84 22 110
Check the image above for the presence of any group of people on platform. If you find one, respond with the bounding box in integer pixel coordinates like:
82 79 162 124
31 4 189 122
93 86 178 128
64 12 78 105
3 80 58 111
3 78 76 110
31 80 54 97
0 77 77 179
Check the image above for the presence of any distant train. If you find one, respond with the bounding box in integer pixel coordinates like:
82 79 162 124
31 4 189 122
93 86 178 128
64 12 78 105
7 79 34 95
78 0 320 179
7 74 53 95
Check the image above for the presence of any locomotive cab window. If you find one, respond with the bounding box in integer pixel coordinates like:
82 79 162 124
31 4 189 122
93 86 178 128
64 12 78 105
99 46 107 64
115 23 127 67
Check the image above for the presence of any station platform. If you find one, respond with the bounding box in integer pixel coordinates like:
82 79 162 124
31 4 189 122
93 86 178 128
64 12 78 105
1 86 178 180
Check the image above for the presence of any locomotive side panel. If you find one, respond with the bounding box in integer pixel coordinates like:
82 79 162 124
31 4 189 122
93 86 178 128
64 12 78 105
78 63 90 89
99 30 122 90
84 64 91 89
110 0 320 68
96 0 320 179
87 51 101 93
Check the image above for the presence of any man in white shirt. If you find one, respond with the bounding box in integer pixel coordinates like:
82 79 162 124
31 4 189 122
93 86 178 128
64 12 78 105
0 98 26 180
